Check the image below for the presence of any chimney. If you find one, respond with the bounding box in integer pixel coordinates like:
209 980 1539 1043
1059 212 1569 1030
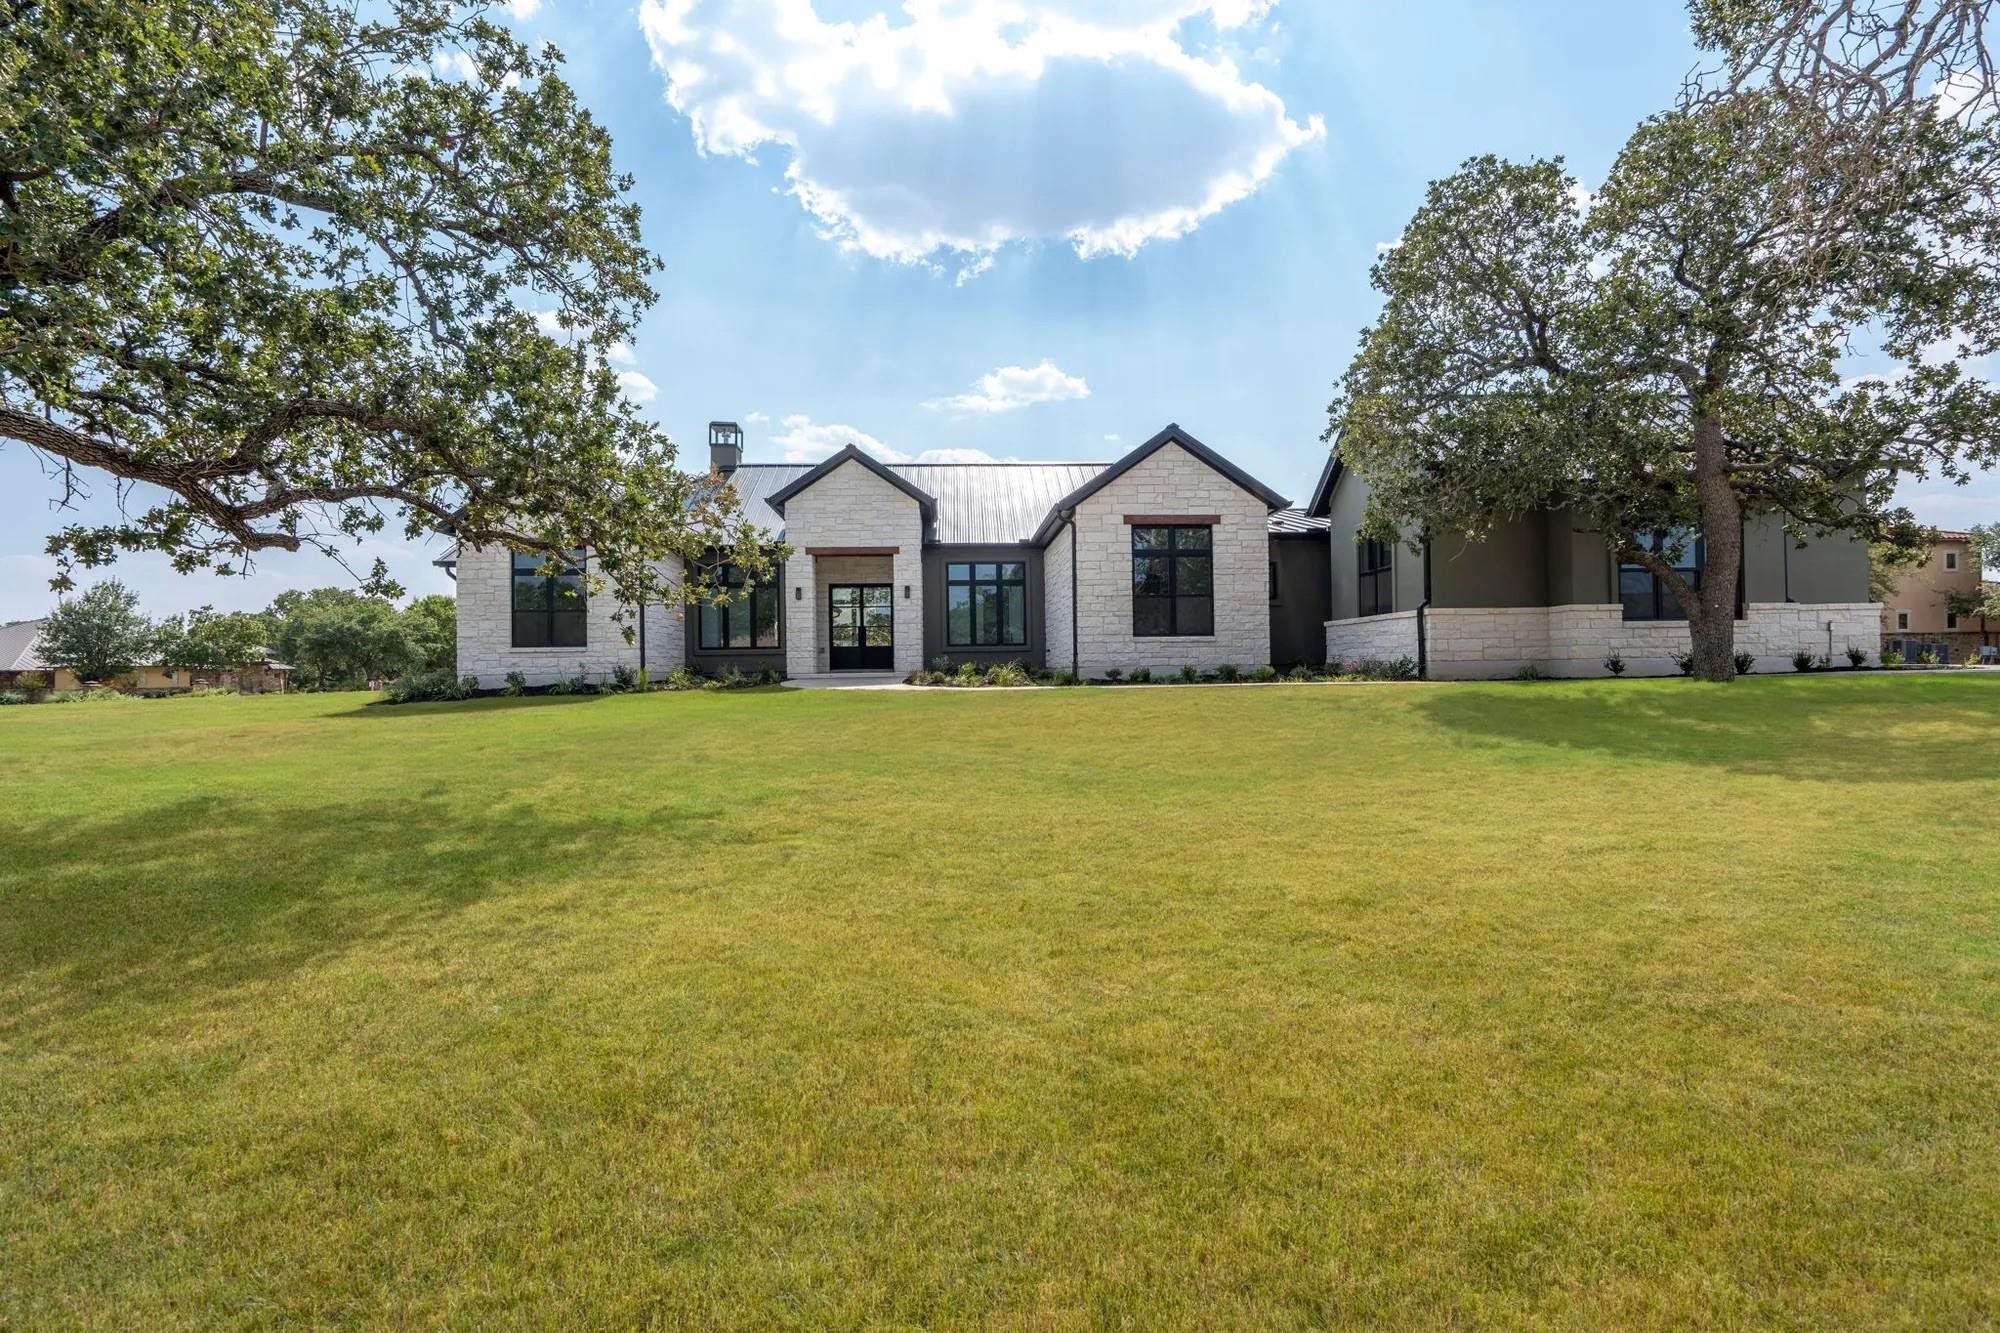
708 420 744 475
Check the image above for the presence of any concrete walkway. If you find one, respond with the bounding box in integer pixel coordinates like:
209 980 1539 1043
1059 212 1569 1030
782 672 912 691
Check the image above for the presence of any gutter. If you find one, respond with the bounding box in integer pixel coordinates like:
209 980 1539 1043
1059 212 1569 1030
1067 514 1080 677
1417 538 1433 681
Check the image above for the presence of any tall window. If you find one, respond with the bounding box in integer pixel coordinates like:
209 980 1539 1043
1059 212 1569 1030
946 561 1027 647
698 564 780 649
1945 550 1960 571
511 550 586 647
1620 530 1700 621
1357 539 1394 616
1132 525 1213 636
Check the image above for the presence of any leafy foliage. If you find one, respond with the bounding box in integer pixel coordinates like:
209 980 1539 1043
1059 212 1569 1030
400 594 457 672
1333 82 2000 680
265 587 412 688
37 581 155 682
152 606 270 671
1 0 771 614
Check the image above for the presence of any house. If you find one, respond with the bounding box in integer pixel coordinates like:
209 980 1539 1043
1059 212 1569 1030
1306 451 1879 678
454 422 1316 685
1877 530 1995 662
0 618 291 693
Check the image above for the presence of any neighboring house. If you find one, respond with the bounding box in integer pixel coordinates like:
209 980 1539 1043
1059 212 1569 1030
1877 530 1995 662
1307 452 1879 678
0 618 291 693
452 422 1304 685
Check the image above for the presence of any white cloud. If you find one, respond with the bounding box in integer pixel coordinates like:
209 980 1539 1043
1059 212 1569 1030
1104 433 1122 443
955 254 997 287
532 309 653 404
768 414 1005 464
1373 237 1401 255
430 49 521 88
618 371 660 404
507 0 544 17
638 1 1324 265
743 411 771 425
926 359 1091 414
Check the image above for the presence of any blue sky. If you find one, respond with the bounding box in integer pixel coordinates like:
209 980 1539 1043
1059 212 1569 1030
5 0 1992 619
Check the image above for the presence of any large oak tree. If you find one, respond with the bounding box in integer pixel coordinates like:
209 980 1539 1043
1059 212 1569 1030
1332 78 2000 679
1 0 768 616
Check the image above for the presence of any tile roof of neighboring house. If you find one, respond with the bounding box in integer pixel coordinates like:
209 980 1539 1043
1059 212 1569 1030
0 618 49 671
1932 529 1974 542
1267 508 1331 536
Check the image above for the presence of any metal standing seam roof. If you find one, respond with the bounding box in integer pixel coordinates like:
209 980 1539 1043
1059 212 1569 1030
0 618 49 671
724 462 1113 545
1267 508 1331 536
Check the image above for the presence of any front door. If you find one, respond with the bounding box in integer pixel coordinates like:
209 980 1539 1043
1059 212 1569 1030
828 584 894 671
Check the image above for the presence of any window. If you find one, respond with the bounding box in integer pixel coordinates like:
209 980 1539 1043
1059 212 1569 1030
1945 550 1960 571
1947 610 1960 629
1269 560 1279 603
1619 530 1701 621
1132 525 1214 636
946 561 1028 647
1896 609 1911 630
698 563 781 650
511 550 587 647
1357 538 1394 617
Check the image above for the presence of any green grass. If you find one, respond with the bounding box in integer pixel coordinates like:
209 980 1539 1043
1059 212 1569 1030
3 676 1998 1327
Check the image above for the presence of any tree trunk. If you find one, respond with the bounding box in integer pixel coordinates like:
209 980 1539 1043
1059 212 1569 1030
1687 409 1743 683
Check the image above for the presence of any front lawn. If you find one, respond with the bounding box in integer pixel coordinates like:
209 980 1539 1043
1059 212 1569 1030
3 677 1996 1326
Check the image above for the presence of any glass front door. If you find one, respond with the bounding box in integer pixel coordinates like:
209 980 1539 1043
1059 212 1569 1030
828 584 894 671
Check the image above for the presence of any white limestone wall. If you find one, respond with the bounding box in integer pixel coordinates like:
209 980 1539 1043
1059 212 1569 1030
780 460 926 676
1323 609 1422 666
1070 442 1271 676
1043 522 1075 674
1420 601 1884 679
457 545 684 688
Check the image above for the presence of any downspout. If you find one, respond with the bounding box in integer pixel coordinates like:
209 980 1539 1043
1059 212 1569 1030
1416 538 1433 681
1067 514 1080 678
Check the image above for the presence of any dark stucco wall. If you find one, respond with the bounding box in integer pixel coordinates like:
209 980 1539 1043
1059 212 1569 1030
1269 532 1331 665
1430 514 1547 608
921 544 1045 669
1743 515 1869 603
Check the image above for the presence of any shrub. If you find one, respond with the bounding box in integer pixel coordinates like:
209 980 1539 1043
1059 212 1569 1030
0 690 26 705
1920 649 1940 666
14 670 48 700
660 667 700 690
931 655 952 674
1177 663 1199 684
383 668 474 704
1049 669 1079 686
1814 654 1831 671
1216 663 1241 682
756 665 781 686
1671 650 1694 676
1733 651 1756 675
503 670 528 697
610 664 638 692
1881 648 1905 667
1603 652 1626 676
704 666 750 691
986 661 1031 687
546 674 580 695
1286 663 1313 682
1251 665 1278 683
1513 663 1547 681
1846 646 1868 669
1791 650 1817 673
1103 668 1124 683
189 685 239 697
1129 666 1152 684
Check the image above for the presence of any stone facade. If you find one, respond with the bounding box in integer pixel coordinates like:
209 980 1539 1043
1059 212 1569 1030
1325 601 1883 679
1043 522 1075 673
455 545 690 688
1069 442 1271 676
1323 609 1421 665
779 460 926 676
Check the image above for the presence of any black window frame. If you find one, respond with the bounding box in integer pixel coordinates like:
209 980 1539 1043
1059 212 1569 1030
945 560 1029 648
1619 530 1702 622
697 562 782 651
510 549 588 648
1357 538 1394 617
1131 524 1215 638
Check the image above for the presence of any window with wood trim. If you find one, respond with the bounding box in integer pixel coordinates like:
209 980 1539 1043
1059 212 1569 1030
1132 525 1214 636
698 563 781 649
511 550 587 647
1357 538 1394 617
946 561 1027 647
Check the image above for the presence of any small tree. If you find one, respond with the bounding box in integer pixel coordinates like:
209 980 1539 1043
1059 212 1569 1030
38 582 155 684
267 588 411 688
1333 90 2000 680
400 595 457 673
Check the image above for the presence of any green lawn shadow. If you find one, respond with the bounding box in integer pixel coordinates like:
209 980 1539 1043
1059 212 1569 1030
1414 675 2000 783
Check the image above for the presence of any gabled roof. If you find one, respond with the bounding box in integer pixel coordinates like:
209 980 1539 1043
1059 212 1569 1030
1028 424 1290 544
1305 434 1343 518
729 461 1109 544
765 444 938 528
0 618 48 672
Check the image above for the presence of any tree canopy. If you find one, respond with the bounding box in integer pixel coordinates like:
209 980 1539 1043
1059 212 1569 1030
153 606 272 672
1332 5 2000 678
37 580 155 683
1 0 770 617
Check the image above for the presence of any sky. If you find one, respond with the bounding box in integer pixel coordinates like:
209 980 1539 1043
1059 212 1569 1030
5 0 1994 620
